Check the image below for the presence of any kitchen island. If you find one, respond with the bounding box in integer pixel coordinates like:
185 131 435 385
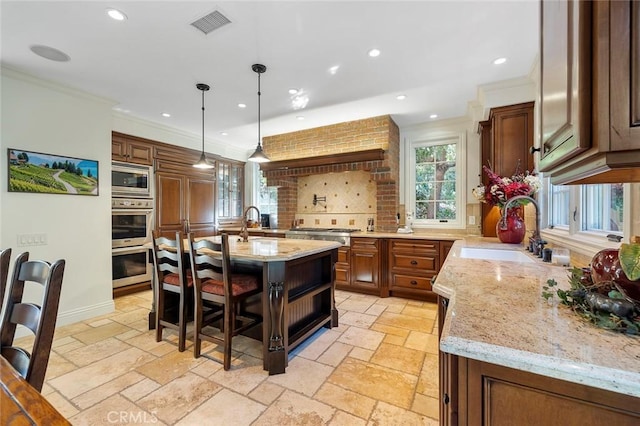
151 236 341 375
433 238 640 425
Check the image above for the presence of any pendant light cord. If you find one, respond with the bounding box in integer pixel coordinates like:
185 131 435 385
201 88 205 152
257 72 261 147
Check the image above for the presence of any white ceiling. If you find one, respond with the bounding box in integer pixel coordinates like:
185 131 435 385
1 0 539 153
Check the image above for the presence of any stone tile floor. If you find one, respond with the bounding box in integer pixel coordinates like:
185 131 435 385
32 289 440 425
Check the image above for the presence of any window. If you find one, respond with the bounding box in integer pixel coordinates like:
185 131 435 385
582 184 624 233
547 182 625 237
409 133 465 228
549 184 570 228
257 170 277 215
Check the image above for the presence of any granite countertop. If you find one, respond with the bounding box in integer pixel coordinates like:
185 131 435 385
195 236 341 262
433 237 640 398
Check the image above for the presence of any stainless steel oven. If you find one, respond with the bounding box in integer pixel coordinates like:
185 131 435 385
112 198 154 248
112 245 153 288
112 161 153 198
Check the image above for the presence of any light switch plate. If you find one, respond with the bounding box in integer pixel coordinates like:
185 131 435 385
468 215 476 225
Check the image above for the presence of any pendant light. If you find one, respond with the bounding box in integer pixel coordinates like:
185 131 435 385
248 64 270 163
193 83 214 169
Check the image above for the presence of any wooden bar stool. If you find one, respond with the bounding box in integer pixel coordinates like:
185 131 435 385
151 231 192 352
188 233 262 370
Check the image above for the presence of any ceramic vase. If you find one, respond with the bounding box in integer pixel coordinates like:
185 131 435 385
496 207 526 244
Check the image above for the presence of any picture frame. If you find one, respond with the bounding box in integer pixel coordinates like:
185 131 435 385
8 148 99 196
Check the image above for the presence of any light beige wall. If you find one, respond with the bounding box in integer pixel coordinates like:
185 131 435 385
1 68 115 325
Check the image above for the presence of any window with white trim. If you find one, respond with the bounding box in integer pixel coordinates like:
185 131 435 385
257 170 277 215
409 134 465 228
549 183 570 228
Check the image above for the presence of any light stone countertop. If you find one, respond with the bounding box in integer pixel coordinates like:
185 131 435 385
195 236 341 262
433 237 640 398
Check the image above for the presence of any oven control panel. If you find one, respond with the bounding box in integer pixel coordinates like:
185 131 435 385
112 198 154 209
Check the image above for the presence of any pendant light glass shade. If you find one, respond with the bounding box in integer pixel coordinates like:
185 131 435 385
248 64 270 163
193 83 214 169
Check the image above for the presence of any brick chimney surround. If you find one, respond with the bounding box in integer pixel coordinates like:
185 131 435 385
261 115 400 232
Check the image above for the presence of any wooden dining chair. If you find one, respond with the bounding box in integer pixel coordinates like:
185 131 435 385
0 252 66 392
151 231 192 352
188 233 262 370
0 247 12 311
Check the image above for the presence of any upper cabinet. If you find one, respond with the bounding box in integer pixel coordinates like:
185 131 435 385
540 0 640 184
111 132 153 165
217 160 243 219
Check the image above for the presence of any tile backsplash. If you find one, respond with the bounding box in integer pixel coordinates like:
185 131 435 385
296 171 376 230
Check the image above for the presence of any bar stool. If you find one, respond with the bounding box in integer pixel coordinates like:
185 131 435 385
0 252 66 392
151 231 192 352
188 233 262 370
0 247 11 312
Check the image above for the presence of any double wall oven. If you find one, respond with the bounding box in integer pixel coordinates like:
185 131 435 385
111 162 154 289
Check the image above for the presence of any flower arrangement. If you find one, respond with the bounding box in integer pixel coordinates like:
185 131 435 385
472 164 541 209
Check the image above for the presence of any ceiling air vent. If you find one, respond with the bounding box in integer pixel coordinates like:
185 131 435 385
191 10 231 35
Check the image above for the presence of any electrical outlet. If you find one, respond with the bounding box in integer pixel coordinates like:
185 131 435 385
468 215 476 225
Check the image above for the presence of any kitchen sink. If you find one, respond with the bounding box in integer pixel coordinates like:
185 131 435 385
459 247 534 263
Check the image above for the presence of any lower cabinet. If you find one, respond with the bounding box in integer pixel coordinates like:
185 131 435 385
389 239 439 302
349 238 382 295
335 246 351 287
438 297 640 426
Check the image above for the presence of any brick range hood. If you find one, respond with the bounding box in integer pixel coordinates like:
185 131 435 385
260 115 400 232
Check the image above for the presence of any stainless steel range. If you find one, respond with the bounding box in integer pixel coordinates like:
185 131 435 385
285 228 360 246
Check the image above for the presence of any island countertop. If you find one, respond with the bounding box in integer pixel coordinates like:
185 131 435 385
433 237 640 398
195 236 341 262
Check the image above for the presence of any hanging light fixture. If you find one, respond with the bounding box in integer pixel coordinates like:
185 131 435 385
193 83 214 169
248 64 270 163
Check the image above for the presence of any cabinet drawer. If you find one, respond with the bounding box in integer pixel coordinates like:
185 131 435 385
391 253 438 272
392 274 433 291
390 239 439 254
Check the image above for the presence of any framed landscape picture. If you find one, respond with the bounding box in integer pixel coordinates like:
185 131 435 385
8 148 99 196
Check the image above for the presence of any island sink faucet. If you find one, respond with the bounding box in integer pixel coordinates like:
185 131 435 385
240 205 261 242
500 195 541 249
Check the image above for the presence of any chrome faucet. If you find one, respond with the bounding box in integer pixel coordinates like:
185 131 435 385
501 195 540 247
239 205 261 242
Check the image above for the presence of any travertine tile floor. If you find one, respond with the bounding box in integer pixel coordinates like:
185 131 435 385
34 290 440 425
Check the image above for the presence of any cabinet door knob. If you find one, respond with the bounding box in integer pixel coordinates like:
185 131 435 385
410 280 418 285
443 393 450 404
410 260 418 265
529 146 541 154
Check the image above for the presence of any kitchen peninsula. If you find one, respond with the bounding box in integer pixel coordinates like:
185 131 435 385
153 236 340 375
434 238 640 425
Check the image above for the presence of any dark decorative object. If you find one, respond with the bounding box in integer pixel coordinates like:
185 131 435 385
496 207 526 244
8 148 98 196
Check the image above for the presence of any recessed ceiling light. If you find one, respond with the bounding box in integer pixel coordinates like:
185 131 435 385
292 94 309 110
493 57 507 65
329 65 340 75
368 48 381 58
106 8 127 21
296 116 305 120
430 114 438 119
29 45 70 62
220 132 228 136
396 95 406 100
288 88 299 95
161 112 171 118
238 103 246 108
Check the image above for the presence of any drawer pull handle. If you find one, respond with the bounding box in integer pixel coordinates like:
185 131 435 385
410 280 418 285
410 260 418 265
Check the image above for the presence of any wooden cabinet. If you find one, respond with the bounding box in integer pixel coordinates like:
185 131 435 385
438 296 458 426
335 246 351 287
217 160 244 219
541 0 640 184
155 159 215 238
388 239 439 302
112 132 153 165
452 357 640 425
349 238 382 295
478 102 534 236
538 0 592 171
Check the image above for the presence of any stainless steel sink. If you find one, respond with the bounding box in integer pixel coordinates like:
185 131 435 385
459 247 534 263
